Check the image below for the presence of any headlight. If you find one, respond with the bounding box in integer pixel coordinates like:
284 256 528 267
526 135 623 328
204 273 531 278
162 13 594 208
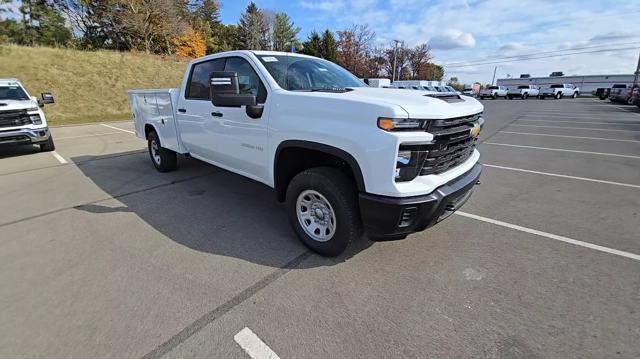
378 117 429 131
395 145 429 182
30 114 42 125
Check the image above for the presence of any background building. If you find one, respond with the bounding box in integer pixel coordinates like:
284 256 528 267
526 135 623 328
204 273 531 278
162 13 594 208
496 74 634 93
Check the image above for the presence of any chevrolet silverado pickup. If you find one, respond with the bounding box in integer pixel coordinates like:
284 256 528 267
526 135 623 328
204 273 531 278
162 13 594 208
507 85 539 99
478 86 507 99
539 83 580 99
0 79 55 151
128 51 484 256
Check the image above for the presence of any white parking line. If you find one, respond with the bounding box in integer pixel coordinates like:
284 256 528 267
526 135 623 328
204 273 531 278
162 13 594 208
510 124 640 132
484 142 640 159
101 123 135 134
234 327 281 359
51 151 67 164
499 131 640 143
455 211 640 261
484 164 640 189
56 131 125 140
518 118 640 125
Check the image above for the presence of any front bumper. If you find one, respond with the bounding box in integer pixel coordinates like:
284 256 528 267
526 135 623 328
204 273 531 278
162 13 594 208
0 127 50 145
359 162 482 240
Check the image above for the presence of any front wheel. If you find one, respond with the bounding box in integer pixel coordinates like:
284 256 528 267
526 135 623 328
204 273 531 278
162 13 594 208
147 130 177 172
286 167 362 257
522 93 529 99
491 93 497 100
555 92 562 99
40 136 55 152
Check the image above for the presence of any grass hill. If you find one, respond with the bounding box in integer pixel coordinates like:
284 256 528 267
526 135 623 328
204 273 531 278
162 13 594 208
0 45 187 125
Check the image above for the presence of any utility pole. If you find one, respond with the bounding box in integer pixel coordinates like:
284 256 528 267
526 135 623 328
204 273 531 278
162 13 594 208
491 66 497 86
392 39 401 82
633 50 640 88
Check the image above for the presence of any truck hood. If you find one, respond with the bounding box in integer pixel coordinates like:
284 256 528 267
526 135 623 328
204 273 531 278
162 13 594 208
340 87 483 118
0 99 39 111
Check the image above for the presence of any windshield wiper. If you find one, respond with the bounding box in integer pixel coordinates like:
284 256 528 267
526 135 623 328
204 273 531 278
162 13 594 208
293 87 353 93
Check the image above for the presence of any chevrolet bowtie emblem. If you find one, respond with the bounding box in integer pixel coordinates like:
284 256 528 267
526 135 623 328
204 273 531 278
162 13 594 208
470 123 481 138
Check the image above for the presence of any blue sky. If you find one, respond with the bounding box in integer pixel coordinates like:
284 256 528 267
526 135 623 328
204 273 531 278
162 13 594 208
221 0 640 84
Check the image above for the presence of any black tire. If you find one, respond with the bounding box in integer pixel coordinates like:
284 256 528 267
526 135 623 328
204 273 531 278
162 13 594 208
491 93 497 100
555 92 562 99
286 167 362 257
599 95 606 100
147 130 177 172
572 92 578 99
507 95 513 100
39 135 55 152
522 93 529 100
626 97 634 105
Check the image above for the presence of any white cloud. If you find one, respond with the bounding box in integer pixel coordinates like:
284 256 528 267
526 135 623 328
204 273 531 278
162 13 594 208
429 30 476 50
589 32 637 43
299 0 345 11
498 42 525 52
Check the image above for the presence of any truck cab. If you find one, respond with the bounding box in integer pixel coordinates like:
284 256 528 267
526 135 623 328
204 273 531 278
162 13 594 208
129 51 484 256
0 79 55 151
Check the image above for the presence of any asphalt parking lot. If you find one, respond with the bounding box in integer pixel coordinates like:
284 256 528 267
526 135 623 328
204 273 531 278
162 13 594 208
1 98 639 358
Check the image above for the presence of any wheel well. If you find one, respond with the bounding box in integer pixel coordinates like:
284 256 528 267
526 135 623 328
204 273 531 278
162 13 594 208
274 144 365 202
144 124 155 139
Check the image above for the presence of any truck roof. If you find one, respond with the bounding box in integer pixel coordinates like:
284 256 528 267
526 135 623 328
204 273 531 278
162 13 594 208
0 78 21 86
188 50 319 66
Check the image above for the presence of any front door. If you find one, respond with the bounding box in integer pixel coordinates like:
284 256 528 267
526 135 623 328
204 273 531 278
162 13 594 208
214 56 271 183
175 58 225 160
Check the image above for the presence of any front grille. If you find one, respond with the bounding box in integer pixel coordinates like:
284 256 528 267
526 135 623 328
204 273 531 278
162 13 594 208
420 113 480 176
0 109 32 128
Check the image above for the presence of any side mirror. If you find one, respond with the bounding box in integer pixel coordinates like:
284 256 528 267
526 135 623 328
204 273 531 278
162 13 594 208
209 71 256 107
41 92 55 104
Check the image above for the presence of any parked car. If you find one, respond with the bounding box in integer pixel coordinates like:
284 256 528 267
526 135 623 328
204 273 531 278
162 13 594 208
479 86 508 99
507 85 539 99
128 51 484 256
631 86 640 108
538 84 580 99
0 78 55 151
609 84 637 104
463 85 473 96
592 87 611 100
365 78 391 88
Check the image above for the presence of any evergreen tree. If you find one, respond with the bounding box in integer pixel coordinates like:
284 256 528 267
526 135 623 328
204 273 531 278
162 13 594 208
271 12 299 52
300 30 322 57
237 2 269 50
320 29 337 62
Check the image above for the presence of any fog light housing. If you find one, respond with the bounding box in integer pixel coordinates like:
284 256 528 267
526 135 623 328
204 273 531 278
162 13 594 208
395 145 429 182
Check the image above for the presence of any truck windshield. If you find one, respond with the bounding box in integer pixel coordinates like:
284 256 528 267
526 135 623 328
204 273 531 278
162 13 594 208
0 86 29 101
257 55 365 91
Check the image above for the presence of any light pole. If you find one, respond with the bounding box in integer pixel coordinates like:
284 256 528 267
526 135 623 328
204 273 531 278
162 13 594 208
491 66 497 86
392 39 401 82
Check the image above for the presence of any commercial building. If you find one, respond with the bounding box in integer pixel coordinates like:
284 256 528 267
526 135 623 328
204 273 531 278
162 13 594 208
496 74 635 93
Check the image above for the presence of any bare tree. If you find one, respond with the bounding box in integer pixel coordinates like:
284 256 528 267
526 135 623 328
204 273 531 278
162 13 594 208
336 24 375 77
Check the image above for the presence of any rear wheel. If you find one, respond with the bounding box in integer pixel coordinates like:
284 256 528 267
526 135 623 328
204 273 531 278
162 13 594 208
147 130 177 172
39 136 55 152
286 167 362 257
491 93 497 100
572 92 578 99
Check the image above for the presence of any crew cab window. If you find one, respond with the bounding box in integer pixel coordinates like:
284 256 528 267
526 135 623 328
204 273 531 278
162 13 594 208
518 85 528 89
187 58 225 100
487 86 498 90
550 84 563 88
224 57 267 103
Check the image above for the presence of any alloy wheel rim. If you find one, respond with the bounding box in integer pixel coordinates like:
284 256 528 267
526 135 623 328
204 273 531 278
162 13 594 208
296 190 336 242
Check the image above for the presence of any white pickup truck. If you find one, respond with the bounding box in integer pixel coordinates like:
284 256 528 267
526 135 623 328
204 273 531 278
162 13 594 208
539 84 580 99
0 79 56 151
478 86 508 99
507 85 539 99
128 51 484 256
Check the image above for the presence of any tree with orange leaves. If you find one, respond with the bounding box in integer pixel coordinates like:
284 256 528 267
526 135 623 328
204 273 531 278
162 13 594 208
174 27 206 59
